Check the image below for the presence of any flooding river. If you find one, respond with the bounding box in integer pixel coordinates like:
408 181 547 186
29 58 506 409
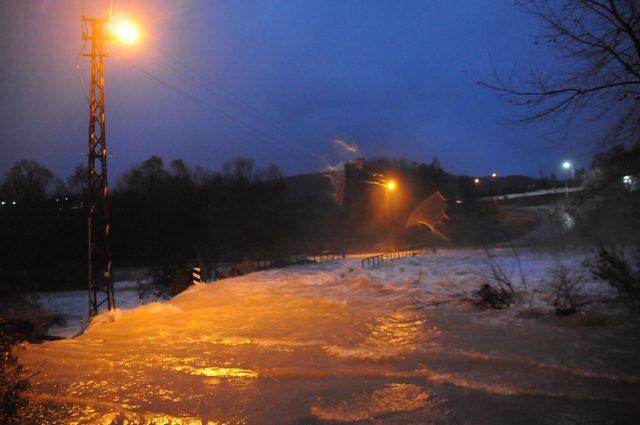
18 251 640 424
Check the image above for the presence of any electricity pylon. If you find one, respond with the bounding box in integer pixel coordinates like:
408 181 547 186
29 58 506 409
83 16 116 317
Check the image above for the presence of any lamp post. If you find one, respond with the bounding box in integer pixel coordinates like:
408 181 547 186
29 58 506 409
382 179 397 239
489 172 497 204
383 179 397 210
562 160 574 199
562 160 575 178
82 15 140 318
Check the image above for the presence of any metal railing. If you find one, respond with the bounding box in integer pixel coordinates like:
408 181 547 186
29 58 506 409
309 250 346 263
210 250 347 281
361 254 384 268
361 247 429 269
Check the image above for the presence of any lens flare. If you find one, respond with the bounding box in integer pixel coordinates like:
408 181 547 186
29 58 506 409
325 162 346 206
333 139 359 154
363 173 398 191
406 191 448 240
114 21 139 44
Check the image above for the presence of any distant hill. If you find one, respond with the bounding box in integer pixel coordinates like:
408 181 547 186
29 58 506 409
282 172 334 201
282 170 545 201
443 173 541 196
489 175 540 192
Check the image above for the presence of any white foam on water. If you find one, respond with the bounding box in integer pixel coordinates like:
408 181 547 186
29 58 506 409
311 383 433 421
19 248 640 423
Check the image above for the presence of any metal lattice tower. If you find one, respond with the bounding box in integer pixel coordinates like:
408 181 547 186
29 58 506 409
83 17 116 317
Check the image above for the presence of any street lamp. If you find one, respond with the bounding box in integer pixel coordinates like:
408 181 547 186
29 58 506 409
489 172 497 201
473 178 480 185
381 179 397 231
113 20 140 44
562 160 575 177
561 160 575 198
562 160 575 178
382 179 397 208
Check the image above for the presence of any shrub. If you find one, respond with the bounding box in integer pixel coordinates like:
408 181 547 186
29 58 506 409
587 243 640 309
473 243 528 309
549 265 588 315
0 319 30 422
475 283 513 309
146 263 193 299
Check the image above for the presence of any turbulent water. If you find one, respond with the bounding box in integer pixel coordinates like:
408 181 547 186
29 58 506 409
18 250 640 424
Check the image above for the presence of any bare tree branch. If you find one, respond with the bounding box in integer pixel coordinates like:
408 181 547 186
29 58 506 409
483 0 640 144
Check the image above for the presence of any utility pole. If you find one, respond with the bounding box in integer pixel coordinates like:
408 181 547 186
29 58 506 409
83 16 116 317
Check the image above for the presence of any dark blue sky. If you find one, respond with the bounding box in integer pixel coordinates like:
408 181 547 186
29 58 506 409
0 0 612 180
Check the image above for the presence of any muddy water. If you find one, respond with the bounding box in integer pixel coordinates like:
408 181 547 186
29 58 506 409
18 257 640 424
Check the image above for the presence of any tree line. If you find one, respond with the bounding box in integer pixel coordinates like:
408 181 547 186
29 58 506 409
0 155 451 293
2 145 637 294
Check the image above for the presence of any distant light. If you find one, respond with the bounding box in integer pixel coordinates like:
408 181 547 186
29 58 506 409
11 201 16 205
491 172 497 179
473 178 480 184
113 21 140 44
562 161 572 170
1 201 5 205
456 199 463 204
385 180 397 191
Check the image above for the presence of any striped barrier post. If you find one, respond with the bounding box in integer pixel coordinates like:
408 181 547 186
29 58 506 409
192 266 202 285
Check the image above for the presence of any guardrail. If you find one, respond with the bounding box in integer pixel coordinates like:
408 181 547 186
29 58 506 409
211 250 346 281
361 247 429 269
361 254 384 268
309 250 346 263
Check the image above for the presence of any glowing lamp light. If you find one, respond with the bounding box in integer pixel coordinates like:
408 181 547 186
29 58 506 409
562 160 572 170
385 180 397 191
491 172 497 179
113 21 140 44
473 178 480 184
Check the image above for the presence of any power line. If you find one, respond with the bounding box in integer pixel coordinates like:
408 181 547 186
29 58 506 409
157 51 333 145
143 50 332 159
142 46 361 160
84 3 357 168
112 54 322 167
75 40 90 104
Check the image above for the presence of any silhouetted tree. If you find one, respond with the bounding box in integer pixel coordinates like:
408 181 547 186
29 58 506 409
257 164 282 181
223 157 255 181
0 160 62 205
1 154 509 293
458 175 476 200
66 164 87 196
0 160 83 293
484 0 640 143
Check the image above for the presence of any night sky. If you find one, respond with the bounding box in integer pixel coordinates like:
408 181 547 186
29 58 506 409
0 0 613 180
